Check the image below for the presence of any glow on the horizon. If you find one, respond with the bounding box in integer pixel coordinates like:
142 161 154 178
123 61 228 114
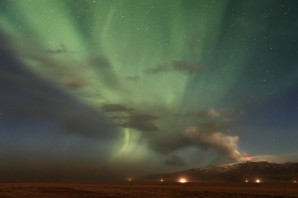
255 179 261 183
178 177 188 183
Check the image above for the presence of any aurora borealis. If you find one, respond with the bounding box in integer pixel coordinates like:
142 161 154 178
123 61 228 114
0 0 298 181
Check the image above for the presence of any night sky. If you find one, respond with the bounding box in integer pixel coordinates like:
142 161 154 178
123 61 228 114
0 0 298 182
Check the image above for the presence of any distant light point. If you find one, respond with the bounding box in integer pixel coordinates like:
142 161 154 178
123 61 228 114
160 178 164 182
245 179 249 183
178 177 187 183
255 179 261 183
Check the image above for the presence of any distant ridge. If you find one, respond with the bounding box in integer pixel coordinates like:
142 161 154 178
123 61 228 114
144 161 298 182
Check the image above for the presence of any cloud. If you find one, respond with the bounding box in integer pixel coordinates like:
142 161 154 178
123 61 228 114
145 108 240 163
145 64 169 74
101 104 133 113
184 126 241 161
165 154 185 167
102 109 159 132
145 61 204 75
122 114 159 132
146 122 239 161
172 61 203 73
147 133 189 155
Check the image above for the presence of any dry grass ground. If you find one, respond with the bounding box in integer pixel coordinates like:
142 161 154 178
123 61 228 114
0 182 297 198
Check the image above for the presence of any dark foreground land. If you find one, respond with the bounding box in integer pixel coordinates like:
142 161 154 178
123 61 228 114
0 182 297 198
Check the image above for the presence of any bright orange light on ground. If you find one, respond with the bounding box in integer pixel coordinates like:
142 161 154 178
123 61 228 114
178 177 187 183
255 179 261 183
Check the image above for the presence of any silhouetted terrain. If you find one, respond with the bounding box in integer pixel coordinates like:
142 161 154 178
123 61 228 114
145 161 298 182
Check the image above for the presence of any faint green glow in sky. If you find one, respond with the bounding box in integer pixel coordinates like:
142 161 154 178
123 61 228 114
1 0 298 168
1 1 230 107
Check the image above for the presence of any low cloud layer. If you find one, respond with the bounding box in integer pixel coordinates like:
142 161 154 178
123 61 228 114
184 126 241 161
145 108 241 163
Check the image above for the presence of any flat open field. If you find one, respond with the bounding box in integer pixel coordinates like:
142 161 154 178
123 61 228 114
0 182 297 198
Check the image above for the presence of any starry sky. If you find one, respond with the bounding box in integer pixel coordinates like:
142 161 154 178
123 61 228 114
0 0 298 182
